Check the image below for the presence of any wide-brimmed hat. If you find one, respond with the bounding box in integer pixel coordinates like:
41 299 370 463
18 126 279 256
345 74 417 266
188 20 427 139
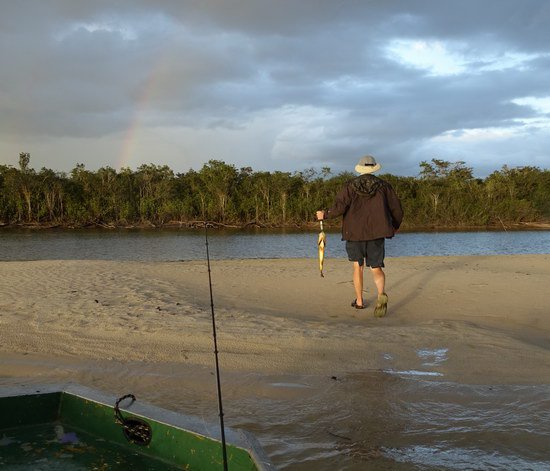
355 155 381 174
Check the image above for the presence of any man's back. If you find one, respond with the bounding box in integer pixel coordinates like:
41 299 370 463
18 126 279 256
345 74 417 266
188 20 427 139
326 174 403 241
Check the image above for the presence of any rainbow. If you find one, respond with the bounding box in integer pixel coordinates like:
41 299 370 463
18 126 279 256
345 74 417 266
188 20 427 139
116 38 174 171
116 70 157 171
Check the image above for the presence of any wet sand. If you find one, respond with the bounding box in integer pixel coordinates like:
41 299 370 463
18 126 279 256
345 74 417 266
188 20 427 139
1 256 550 469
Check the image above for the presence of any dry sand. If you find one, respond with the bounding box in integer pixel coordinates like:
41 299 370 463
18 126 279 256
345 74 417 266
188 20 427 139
1 255 549 385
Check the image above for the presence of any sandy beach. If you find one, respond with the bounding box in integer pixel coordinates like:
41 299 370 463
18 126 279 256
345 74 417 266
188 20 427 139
2 255 549 382
1 255 550 469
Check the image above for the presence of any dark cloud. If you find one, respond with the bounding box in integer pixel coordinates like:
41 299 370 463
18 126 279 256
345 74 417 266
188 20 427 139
1 1 549 175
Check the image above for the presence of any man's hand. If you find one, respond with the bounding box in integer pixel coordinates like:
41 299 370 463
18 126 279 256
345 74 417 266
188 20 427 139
316 210 325 221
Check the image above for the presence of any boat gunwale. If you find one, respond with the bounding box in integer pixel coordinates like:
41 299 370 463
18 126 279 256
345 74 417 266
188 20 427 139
0 382 276 470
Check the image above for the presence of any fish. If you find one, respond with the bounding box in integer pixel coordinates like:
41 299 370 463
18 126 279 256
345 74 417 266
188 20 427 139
318 220 326 277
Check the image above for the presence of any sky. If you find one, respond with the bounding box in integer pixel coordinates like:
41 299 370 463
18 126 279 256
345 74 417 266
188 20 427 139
1 0 550 177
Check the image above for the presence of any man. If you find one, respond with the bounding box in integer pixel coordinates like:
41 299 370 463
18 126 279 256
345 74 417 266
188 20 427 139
316 155 403 317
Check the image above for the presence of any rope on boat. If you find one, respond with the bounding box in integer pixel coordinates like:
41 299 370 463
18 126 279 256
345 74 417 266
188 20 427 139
114 394 153 446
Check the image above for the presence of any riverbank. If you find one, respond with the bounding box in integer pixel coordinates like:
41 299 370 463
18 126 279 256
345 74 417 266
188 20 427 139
1 220 550 231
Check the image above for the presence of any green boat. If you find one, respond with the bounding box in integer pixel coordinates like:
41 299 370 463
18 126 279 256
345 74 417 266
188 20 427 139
0 383 275 470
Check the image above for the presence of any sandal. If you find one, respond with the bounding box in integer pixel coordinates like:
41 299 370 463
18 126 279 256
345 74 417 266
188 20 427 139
351 299 366 309
374 293 388 318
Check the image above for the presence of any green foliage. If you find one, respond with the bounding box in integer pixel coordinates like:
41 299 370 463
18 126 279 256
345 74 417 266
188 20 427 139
0 156 549 228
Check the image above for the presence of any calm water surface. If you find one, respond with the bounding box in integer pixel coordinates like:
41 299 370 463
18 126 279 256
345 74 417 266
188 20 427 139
1 228 549 261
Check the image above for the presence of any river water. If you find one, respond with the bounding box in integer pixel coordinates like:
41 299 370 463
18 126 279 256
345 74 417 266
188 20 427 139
1 228 549 470
1 228 550 261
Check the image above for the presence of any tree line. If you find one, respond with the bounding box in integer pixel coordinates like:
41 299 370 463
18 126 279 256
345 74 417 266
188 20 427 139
1 153 549 229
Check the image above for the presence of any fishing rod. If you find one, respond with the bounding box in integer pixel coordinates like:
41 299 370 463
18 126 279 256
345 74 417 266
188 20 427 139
205 222 229 471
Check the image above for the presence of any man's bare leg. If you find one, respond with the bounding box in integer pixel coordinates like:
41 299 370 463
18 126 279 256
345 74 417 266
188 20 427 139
352 262 364 306
371 267 386 296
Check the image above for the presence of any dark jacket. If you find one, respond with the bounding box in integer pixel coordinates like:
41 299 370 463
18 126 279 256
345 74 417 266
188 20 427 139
324 174 403 241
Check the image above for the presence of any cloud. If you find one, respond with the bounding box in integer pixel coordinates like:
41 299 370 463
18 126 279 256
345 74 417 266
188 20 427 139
1 1 550 176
